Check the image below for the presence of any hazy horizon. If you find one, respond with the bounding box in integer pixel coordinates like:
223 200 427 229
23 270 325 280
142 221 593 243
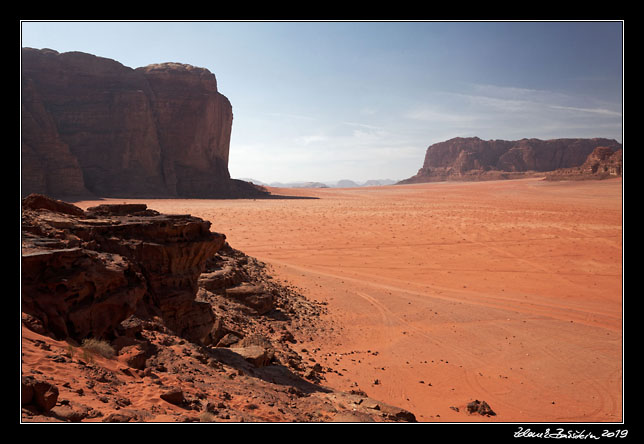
20 20 623 184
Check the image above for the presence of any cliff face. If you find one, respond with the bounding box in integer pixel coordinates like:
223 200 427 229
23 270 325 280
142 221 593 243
21 48 265 199
135 63 234 197
545 146 623 180
21 194 226 342
398 137 623 184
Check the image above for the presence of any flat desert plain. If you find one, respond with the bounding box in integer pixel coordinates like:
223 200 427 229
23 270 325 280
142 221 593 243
75 177 623 422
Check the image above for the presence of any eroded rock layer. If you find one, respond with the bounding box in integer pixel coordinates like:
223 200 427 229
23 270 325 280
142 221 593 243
21 194 225 341
545 146 623 180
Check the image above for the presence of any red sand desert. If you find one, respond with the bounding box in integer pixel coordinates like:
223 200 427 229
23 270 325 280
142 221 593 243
72 177 623 422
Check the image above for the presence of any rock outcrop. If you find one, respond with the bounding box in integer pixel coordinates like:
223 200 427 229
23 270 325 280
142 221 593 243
398 137 623 184
21 47 267 199
21 194 225 342
21 194 417 423
545 146 623 180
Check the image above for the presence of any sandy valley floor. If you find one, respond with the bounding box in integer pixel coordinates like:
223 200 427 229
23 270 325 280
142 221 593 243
75 177 623 422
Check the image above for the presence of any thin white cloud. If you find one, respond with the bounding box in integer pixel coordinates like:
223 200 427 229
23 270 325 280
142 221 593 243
405 107 480 123
341 121 382 130
548 105 622 117
465 83 622 117
295 134 328 145
401 82 622 142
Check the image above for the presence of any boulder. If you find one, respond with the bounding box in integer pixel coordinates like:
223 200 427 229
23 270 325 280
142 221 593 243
118 343 150 370
160 388 185 406
229 345 273 368
198 265 245 291
467 399 496 416
225 283 275 315
22 193 86 216
332 411 376 422
22 376 59 412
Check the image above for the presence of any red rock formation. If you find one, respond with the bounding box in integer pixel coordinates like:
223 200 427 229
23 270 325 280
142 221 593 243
21 194 225 342
399 137 623 184
21 76 89 198
135 63 234 197
545 146 623 180
580 147 622 176
21 195 419 423
21 48 266 199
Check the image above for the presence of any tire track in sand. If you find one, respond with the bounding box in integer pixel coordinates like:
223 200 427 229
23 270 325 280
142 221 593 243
275 258 620 332
274 260 621 421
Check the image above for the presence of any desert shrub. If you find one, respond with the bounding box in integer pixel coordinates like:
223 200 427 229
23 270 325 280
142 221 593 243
65 343 75 359
81 338 116 359
199 412 216 422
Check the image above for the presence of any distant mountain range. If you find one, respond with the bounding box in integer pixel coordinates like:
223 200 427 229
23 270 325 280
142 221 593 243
238 178 398 189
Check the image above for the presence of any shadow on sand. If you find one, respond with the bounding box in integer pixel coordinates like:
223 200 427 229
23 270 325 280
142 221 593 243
206 346 331 395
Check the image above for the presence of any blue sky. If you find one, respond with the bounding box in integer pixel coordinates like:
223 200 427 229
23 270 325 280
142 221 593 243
20 21 623 183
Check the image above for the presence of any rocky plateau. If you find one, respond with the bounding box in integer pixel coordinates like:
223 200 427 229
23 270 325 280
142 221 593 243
398 136 623 184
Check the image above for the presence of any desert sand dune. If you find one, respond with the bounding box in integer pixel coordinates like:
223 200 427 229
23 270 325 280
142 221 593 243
74 177 623 422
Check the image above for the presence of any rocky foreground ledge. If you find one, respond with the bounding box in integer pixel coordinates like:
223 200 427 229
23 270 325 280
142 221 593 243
21 194 416 422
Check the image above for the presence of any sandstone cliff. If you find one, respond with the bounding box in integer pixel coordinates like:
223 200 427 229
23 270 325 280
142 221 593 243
21 48 266 199
398 137 623 184
21 194 226 342
545 146 623 180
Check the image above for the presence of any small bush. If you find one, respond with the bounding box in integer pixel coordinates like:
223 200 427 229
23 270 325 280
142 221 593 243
199 412 216 422
65 343 75 359
81 338 115 359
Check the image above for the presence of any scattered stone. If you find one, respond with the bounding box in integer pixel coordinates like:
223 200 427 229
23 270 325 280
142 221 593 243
467 399 496 416
215 333 241 347
160 388 185 406
229 345 272 368
280 330 296 343
118 344 149 370
102 412 135 423
225 283 275 315
332 410 376 422
50 405 89 422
